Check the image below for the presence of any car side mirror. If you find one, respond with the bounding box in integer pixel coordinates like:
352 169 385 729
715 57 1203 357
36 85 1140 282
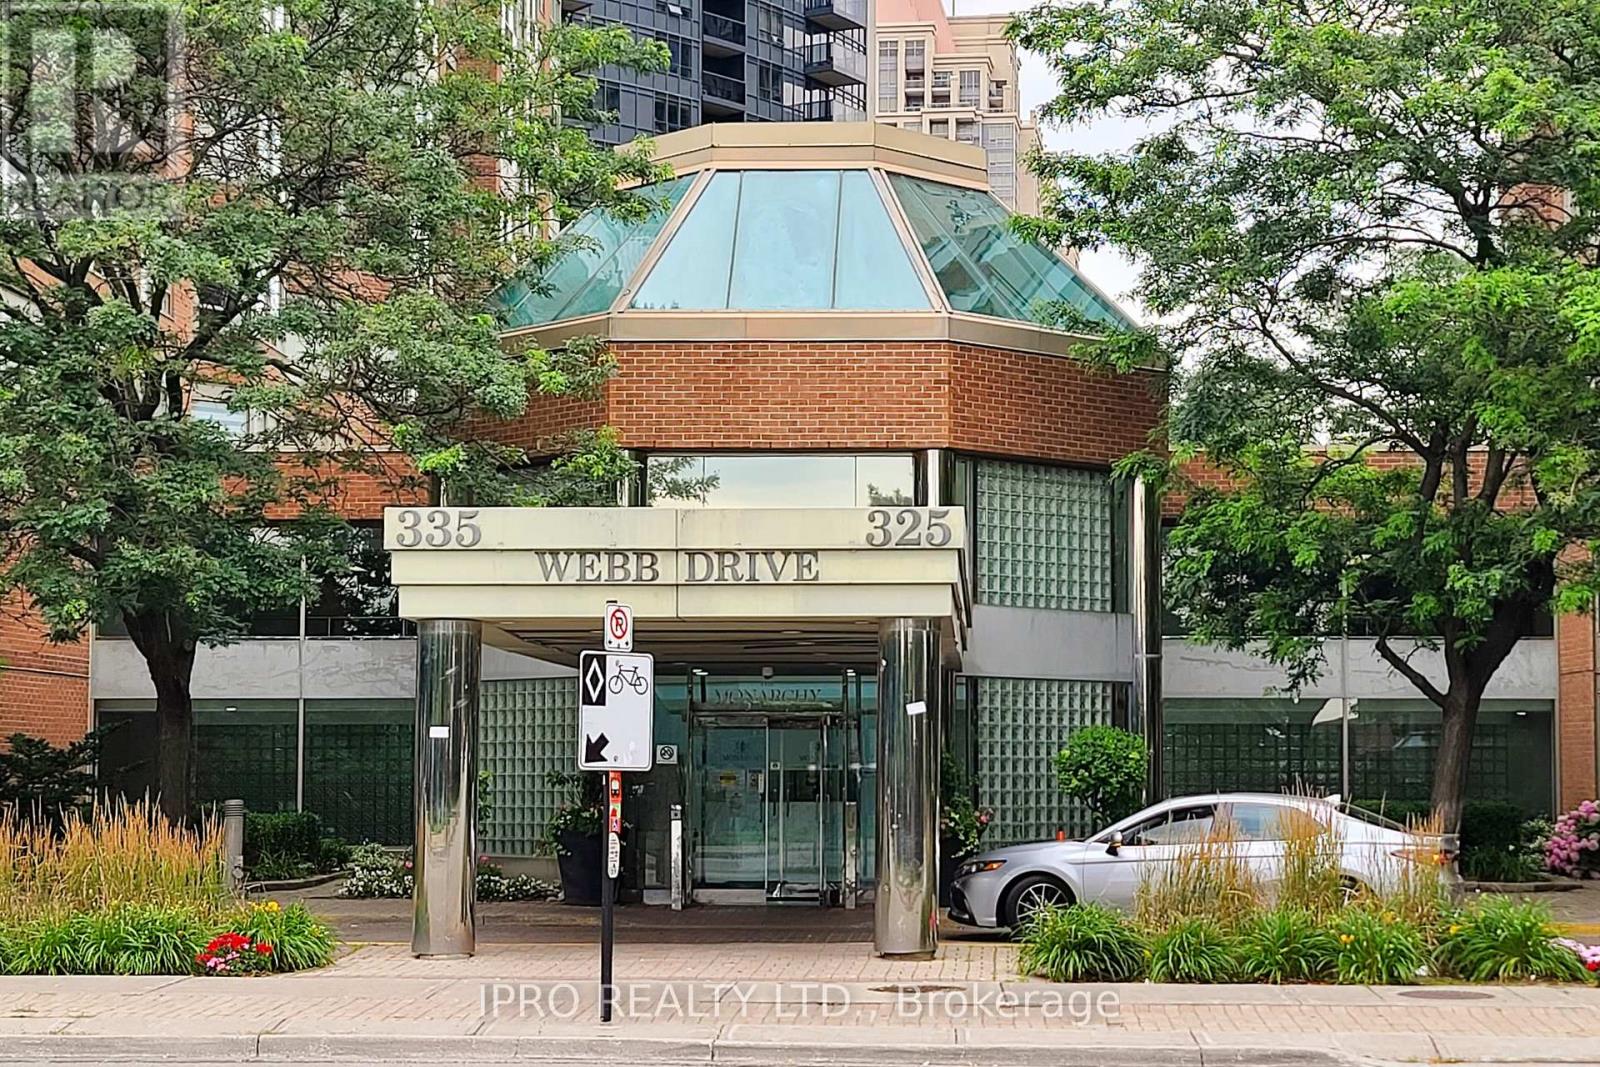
1106 830 1123 856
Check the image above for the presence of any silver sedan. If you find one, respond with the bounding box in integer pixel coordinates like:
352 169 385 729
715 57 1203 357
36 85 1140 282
947 793 1457 930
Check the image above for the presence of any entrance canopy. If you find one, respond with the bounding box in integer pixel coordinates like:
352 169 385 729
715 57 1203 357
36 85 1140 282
383 506 968 667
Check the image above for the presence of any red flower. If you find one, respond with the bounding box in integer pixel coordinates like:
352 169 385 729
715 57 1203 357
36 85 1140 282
255 943 274 955
205 932 249 954
1588 960 1598 972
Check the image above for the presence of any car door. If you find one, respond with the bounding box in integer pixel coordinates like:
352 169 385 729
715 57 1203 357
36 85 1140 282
1077 803 1218 910
1218 801 1292 893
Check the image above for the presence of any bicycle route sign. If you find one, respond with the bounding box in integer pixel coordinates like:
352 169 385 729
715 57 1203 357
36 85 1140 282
577 650 655 771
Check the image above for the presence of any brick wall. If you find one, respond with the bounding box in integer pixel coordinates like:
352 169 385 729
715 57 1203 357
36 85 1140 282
478 340 1166 465
1558 603 1598 808
0 595 89 746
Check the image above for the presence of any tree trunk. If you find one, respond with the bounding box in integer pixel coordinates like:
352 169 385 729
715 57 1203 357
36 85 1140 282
1430 685 1482 835
123 613 198 823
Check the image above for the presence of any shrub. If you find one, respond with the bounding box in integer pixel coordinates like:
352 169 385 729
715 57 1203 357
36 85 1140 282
1461 847 1542 883
244 812 348 881
1018 903 1146 982
1136 824 1262 931
1237 908 1335 983
1435 899 1587 982
1053 726 1148 825
1148 917 1239 983
0 728 115 826
1546 800 1600 879
1330 909 1426 985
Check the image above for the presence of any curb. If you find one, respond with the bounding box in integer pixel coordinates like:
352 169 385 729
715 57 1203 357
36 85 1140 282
0 1030 1576 1066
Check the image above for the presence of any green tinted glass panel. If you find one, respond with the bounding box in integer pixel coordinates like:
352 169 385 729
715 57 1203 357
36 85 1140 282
834 171 930 310
976 677 1114 843
303 700 413 845
977 459 1115 611
730 170 840 309
632 170 931 311
632 172 740 310
886 172 1130 328
495 176 691 327
480 677 578 854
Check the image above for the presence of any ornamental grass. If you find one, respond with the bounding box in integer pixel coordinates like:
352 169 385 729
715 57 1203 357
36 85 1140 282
0 799 334 976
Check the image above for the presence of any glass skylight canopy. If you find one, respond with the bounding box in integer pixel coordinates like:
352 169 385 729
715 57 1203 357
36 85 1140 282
493 166 1131 332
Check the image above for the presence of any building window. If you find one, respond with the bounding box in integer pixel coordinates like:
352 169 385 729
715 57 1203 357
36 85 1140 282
656 32 695 77
1163 698 1555 815
929 118 949 138
976 460 1115 612
877 39 898 111
955 118 978 144
596 82 621 115
307 523 410 637
646 453 918 508
904 39 925 73
755 60 785 104
901 120 921 131
987 78 1007 112
932 70 951 89
753 2 784 46
655 95 693 133
958 69 980 107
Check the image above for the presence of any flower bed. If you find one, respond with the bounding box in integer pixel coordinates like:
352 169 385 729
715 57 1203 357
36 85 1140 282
337 842 558 901
0 801 336 976
1018 812 1595 986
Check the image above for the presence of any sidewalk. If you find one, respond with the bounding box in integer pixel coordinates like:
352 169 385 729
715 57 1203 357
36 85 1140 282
5 939 1600 1065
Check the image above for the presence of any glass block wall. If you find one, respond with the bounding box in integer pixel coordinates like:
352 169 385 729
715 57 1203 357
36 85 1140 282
976 460 1114 611
303 700 412 845
480 677 578 855
976 677 1114 843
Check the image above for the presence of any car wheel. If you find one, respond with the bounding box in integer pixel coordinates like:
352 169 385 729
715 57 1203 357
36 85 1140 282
1003 874 1073 933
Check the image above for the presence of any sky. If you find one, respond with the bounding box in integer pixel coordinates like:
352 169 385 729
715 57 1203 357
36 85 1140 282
940 0 1147 319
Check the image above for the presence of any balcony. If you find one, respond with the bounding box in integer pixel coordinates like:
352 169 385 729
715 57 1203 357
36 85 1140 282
804 38 866 87
801 98 834 122
702 71 747 115
803 0 866 31
702 11 746 56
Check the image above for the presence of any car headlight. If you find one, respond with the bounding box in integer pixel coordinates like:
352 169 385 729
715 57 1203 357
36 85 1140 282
956 859 1006 878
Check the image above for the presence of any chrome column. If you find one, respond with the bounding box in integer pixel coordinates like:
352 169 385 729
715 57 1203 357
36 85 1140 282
412 619 482 957
875 617 940 958
1129 475 1164 800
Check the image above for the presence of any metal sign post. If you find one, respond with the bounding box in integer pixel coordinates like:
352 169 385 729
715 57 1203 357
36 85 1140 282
582 604 650 1024
601 769 622 1022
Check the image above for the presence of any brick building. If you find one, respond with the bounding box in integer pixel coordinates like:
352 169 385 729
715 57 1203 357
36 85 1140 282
3 123 1590 957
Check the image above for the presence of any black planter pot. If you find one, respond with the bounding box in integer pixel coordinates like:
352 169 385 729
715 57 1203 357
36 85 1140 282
556 829 602 906
939 840 969 908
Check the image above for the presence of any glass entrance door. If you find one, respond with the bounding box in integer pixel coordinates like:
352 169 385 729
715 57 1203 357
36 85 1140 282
767 724 823 898
694 723 767 889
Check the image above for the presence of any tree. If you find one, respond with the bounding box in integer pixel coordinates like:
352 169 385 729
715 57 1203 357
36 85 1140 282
1012 0 1600 827
1054 725 1148 826
0 0 670 820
